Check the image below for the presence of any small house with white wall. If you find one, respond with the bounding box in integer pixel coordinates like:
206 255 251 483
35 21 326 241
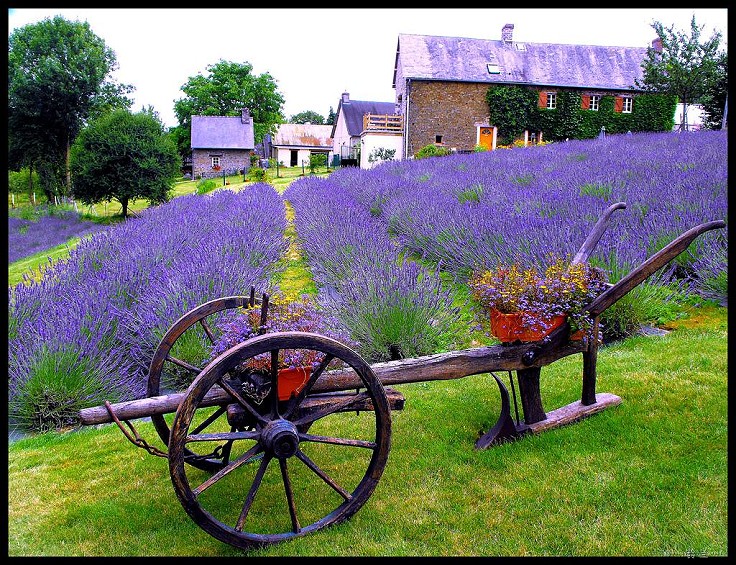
330 92 403 168
673 103 705 131
271 123 334 167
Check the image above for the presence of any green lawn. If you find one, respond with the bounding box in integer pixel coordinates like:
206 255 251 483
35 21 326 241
8 304 727 557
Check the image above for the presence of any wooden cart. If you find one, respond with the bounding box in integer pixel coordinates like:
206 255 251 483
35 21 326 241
78 203 725 551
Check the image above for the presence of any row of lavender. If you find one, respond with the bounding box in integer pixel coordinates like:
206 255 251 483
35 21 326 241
8 207 106 264
285 176 459 363
302 130 727 294
8 186 288 431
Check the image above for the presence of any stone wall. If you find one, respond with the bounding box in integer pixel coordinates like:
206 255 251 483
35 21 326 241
192 149 252 179
406 81 491 157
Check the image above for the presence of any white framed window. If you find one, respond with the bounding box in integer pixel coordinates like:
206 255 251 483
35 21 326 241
211 156 221 169
622 97 633 113
590 95 601 111
546 92 557 110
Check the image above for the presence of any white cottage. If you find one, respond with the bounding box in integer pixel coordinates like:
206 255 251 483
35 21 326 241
271 123 333 167
330 92 403 168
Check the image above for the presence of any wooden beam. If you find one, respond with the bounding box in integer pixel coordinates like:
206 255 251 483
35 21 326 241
526 392 622 434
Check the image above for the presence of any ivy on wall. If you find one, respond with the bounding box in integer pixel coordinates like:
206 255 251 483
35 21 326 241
486 85 677 144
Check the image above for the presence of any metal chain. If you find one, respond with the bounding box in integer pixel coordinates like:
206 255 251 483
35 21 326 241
104 401 168 458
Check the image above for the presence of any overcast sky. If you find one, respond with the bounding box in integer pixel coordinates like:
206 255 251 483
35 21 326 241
7 8 729 128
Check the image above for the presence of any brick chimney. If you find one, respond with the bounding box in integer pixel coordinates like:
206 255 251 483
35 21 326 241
651 37 663 52
241 108 251 124
502 24 514 44
342 92 350 104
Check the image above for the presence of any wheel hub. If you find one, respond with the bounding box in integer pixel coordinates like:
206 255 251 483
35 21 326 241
261 419 299 458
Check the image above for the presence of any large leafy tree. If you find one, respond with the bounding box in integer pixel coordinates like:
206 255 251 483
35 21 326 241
70 109 180 218
290 110 325 124
8 16 134 200
172 60 285 160
700 51 728 130
635 16 724 131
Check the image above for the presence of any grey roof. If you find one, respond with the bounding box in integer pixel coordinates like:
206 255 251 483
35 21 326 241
191 115 255 149
333 99 397 138
273 123 333 149
394 33 648 91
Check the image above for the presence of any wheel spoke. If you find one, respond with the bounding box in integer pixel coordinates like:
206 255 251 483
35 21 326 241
283 353 334 419
294 449 352 501
190 405 227 435
269 349 280 417
186 429 259 443
166 354 201 375
235 453 272 531
299 432 376 449
217 378 268 426
192 442 264 496
199 316 215 343
279 458 301 533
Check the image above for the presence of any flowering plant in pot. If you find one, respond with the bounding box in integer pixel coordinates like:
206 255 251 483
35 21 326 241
468 256 608 343
210 294 354 402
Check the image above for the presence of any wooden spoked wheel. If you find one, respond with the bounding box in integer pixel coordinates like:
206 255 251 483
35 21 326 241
167 331 392 550
148 295 260 472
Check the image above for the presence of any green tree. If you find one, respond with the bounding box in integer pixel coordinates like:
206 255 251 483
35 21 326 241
173 60 285 161
70 109 180 218
700 51 728 130
635 15 724 131
8 16 133 201
290 111 325 124
326 106 337 126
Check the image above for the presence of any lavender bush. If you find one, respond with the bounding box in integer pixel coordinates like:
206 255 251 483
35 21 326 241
9 186 288 432
285 174 459 362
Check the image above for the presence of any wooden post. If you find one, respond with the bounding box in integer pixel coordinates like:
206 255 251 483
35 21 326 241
516 367 546 424
581 316 600 405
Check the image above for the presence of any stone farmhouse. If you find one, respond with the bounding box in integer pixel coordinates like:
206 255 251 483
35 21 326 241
190 109 255 179
392 24 656 156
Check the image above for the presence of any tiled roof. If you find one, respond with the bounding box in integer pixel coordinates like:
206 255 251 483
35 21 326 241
272 123 333 148
191 115 255 149
394 33 648 91
339 100 397 137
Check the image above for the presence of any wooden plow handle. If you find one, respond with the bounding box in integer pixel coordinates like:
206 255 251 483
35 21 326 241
572 201 627 264
585 219 726 318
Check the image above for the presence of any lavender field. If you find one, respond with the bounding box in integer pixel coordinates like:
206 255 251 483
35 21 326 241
8 206 106 264
287 129 727 343
9 186 288 431
7 130 728 433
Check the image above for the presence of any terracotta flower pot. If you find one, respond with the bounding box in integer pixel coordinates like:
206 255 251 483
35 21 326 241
489 309 567 343
277 366 311 400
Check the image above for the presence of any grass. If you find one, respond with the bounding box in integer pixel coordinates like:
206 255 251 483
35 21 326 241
7 303 727 556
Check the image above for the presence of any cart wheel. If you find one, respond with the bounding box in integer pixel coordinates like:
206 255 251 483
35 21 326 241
148 295 258 472
168 331 392 550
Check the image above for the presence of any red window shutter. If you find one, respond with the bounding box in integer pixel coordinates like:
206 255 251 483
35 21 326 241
614 97 624 112
538 91 547 108
581 95 590 110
